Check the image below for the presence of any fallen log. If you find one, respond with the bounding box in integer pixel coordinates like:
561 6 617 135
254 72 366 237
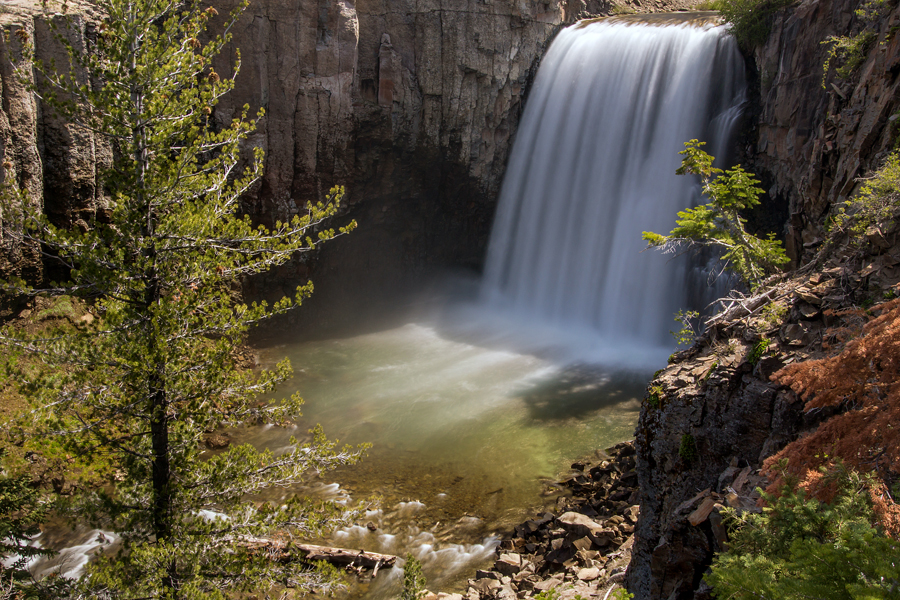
241 536 398 576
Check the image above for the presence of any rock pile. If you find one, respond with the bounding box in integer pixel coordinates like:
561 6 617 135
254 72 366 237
448 442 641 600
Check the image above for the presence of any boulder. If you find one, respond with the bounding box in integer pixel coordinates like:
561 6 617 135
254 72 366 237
494 553 522 576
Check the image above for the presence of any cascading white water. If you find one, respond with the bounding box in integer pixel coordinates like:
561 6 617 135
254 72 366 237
481 17 746 354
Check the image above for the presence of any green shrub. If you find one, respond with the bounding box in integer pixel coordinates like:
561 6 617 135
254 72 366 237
748 338 770 365
759 301 788 329
679 434 698 462
718 0 794 49
534 589 561 600
702 361 718 383
647 385 664 409
33 296 79 322
401 554 427 600
707 468 900 599
643 140 789 290
822 31 877 86
828 151 900 247
671 309 700 347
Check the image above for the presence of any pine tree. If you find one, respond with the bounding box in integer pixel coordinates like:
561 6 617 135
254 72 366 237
0 473 54 591
643 139 789 290
707 467 900 599
0 1 363 598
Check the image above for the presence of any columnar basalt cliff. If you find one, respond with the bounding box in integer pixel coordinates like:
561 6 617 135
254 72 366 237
0 3 110 283
212 0 609 332
2 0 619 329
626 0 900 597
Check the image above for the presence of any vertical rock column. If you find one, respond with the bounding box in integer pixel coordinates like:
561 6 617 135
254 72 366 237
0 16 42 281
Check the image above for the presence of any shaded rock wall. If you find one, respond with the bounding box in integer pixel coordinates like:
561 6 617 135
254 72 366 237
750 0 900 262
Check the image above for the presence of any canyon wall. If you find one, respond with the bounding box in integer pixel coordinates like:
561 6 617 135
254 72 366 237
1 0 615 331
0 4 109 283
215 0 614 334
750 0 900 262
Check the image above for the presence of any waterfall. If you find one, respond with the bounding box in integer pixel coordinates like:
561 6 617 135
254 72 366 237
480 17 747 359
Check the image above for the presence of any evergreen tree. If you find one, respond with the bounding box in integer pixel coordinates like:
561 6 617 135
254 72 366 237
0 472 54 597
707 467 900 599
643 140 789 290
0 1 362 597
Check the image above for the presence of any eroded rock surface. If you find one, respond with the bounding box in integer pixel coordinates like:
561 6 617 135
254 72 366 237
626 222 900 599
750 0 900 263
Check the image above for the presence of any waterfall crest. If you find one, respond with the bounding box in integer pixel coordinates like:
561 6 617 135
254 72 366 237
480 18 746 357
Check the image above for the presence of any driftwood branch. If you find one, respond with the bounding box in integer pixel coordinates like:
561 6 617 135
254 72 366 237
705 288 784 328
241 537 397 576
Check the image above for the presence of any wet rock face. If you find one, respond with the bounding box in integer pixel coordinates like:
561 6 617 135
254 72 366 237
749 0 900 263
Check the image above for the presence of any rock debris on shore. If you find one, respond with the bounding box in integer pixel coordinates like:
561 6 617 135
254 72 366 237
424 441 640 600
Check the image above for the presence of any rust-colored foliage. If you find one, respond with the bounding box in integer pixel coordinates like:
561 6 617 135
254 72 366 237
766 298 900 535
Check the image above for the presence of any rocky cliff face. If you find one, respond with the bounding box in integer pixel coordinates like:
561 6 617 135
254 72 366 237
1 0 616 328
626 0 900 597
750 0 900 262
0 4 110 284
214 0 606 333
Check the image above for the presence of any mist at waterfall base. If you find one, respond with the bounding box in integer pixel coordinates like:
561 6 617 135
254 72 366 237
24 17 746 599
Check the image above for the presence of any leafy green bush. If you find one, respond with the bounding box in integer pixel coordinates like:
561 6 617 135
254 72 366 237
748 337 770 365
818 0 888 91
717 0 794 49
647 385 664 409
828 151 900 246
671 309 700 347
822 31 877 85
707 468 900 599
